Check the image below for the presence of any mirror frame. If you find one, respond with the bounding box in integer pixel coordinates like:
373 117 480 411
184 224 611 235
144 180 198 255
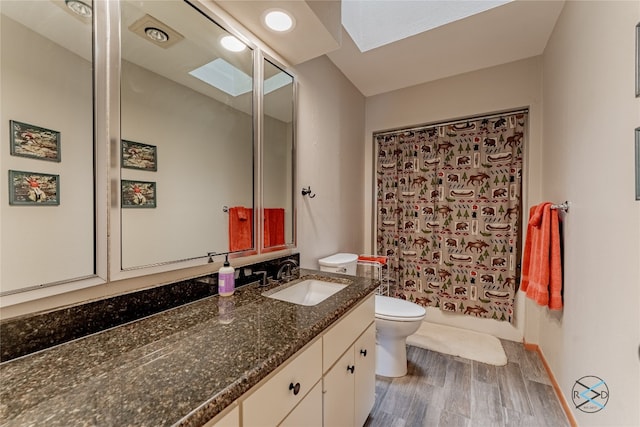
259 54 297 254
0 0 108 307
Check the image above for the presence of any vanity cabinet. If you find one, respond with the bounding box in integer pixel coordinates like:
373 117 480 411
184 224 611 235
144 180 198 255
323 323 376 427
237 294 375 427
243 339 322 426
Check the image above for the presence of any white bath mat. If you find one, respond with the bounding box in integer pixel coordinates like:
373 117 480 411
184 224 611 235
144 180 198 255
407 321 508 366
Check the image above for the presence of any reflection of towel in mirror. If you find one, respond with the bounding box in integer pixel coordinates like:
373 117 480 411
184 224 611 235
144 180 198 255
229 207 253 252
264 208 285 247
520 203 563 310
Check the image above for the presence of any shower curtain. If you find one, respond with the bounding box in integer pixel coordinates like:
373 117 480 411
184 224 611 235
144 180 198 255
375 112 526 322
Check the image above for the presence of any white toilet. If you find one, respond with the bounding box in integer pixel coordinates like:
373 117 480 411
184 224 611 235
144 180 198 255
374 294 425 377
318 253 427 378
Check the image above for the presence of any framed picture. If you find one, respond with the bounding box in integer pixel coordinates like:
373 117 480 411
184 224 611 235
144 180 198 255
121 140 157 171
636 127 640 200
8 170 60 205
10 120 61 162
122 180 156 208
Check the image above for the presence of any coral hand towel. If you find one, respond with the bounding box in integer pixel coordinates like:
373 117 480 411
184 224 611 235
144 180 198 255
520 203 563 309
229 207 253 252
264 208 285 247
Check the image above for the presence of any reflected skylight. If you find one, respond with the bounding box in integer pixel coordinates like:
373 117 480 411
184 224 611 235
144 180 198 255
190 59 290 97
342 0 513 52
189 58 251 96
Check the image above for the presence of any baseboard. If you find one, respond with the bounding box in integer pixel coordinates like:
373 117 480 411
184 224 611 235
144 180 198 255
523 342 578 427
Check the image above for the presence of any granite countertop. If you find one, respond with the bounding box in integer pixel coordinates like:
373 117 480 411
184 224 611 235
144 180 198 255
0 270 378 427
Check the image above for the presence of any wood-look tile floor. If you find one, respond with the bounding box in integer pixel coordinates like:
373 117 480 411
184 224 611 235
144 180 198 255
364 340 570 427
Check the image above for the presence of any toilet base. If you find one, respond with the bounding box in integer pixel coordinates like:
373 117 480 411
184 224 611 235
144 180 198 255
375 337 408 377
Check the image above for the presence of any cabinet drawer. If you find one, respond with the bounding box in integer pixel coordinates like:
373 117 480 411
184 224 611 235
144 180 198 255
322 294 375 372
243 339 322 427
279 380 322 427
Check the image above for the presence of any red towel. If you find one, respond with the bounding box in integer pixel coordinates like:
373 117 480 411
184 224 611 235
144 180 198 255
229 207 253 252
264 208 285 247
520 203 563 309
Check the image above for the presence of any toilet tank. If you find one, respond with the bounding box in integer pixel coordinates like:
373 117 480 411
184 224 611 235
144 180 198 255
318 253 358 276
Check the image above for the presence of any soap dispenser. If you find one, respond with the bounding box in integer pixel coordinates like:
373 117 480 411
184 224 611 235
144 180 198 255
218 254 235 296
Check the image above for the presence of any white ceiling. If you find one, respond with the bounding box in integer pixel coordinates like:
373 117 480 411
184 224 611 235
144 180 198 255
219 0 564 98
327 0 565 96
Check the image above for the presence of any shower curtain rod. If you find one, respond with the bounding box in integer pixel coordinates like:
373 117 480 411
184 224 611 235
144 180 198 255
373 108 529 137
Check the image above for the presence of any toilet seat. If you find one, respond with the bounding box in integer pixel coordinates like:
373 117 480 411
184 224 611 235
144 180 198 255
375 295 426 322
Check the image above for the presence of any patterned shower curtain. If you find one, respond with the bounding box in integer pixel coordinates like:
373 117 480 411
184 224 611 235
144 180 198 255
375 112 526 322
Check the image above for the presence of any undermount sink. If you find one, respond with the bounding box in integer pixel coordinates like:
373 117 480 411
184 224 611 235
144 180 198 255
264 279 348 306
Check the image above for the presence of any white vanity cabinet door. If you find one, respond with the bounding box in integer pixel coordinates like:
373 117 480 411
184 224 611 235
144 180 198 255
354 323 376 427
242 339 322 427
323 344 356 427
279 380 323 427
323 295 375 373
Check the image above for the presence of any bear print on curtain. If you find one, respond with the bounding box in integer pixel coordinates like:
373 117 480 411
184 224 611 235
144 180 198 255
376 112 526 322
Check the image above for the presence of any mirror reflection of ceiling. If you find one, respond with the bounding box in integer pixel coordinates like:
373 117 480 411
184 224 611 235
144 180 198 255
2 1 258 115
342 0 513 52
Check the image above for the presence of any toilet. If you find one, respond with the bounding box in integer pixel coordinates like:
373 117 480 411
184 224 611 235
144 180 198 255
318 253 427 378
374 294 425 377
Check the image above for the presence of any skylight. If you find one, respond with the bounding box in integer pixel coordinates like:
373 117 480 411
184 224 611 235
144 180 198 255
342 0 513 52
190 59 291 97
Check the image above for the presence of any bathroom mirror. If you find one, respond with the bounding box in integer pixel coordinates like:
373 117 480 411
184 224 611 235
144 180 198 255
262 59 295 249
0 0 96 294
119 0 254 269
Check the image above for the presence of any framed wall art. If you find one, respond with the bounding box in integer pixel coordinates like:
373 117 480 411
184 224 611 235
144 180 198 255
121 180 156 208
10 120 61 162
121 140 157 171
8 170 60 205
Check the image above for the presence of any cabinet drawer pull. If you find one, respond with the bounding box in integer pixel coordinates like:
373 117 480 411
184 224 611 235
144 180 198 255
289 382 301 395
347 365 355 374
360 349 367 357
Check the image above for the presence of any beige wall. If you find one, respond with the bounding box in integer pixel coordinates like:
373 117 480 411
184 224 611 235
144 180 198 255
293 55 366 270
364 57 544 341
539 1 640 424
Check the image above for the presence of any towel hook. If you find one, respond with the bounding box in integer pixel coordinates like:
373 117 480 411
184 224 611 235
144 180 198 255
550 201 569 213
301 186 316 198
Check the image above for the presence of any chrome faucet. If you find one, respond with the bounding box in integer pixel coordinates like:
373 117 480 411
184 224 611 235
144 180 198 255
253 270 269 287
276 259 299 282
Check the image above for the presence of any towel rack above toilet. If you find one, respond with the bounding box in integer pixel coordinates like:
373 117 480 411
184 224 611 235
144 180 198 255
550 201 569 213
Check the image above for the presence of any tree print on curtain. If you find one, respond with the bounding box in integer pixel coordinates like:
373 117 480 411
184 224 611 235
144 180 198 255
376 112 526 322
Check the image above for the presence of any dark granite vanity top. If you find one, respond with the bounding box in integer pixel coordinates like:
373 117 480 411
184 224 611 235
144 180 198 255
0 270 377 427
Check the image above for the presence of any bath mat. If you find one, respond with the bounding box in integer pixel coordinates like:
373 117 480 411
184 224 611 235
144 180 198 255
407 321 507 366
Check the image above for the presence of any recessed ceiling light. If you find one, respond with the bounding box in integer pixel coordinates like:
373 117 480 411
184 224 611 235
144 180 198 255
220 35 246 52
65 0 92 19
145 27 169 43
264 10 294 32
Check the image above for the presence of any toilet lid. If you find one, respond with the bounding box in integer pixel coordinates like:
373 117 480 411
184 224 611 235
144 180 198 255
375 295 426 321
318 253 358 266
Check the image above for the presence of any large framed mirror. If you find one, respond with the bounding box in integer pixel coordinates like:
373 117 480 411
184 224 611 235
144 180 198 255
119 0 255 269
262 58 295 250
1 0 97 295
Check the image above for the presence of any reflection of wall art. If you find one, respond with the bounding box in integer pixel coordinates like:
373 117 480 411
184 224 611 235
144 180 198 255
122 180 156 208
121 140 157 171
636 23 640 97
10 120 61 162
9 170 60 205
636 127 640 200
